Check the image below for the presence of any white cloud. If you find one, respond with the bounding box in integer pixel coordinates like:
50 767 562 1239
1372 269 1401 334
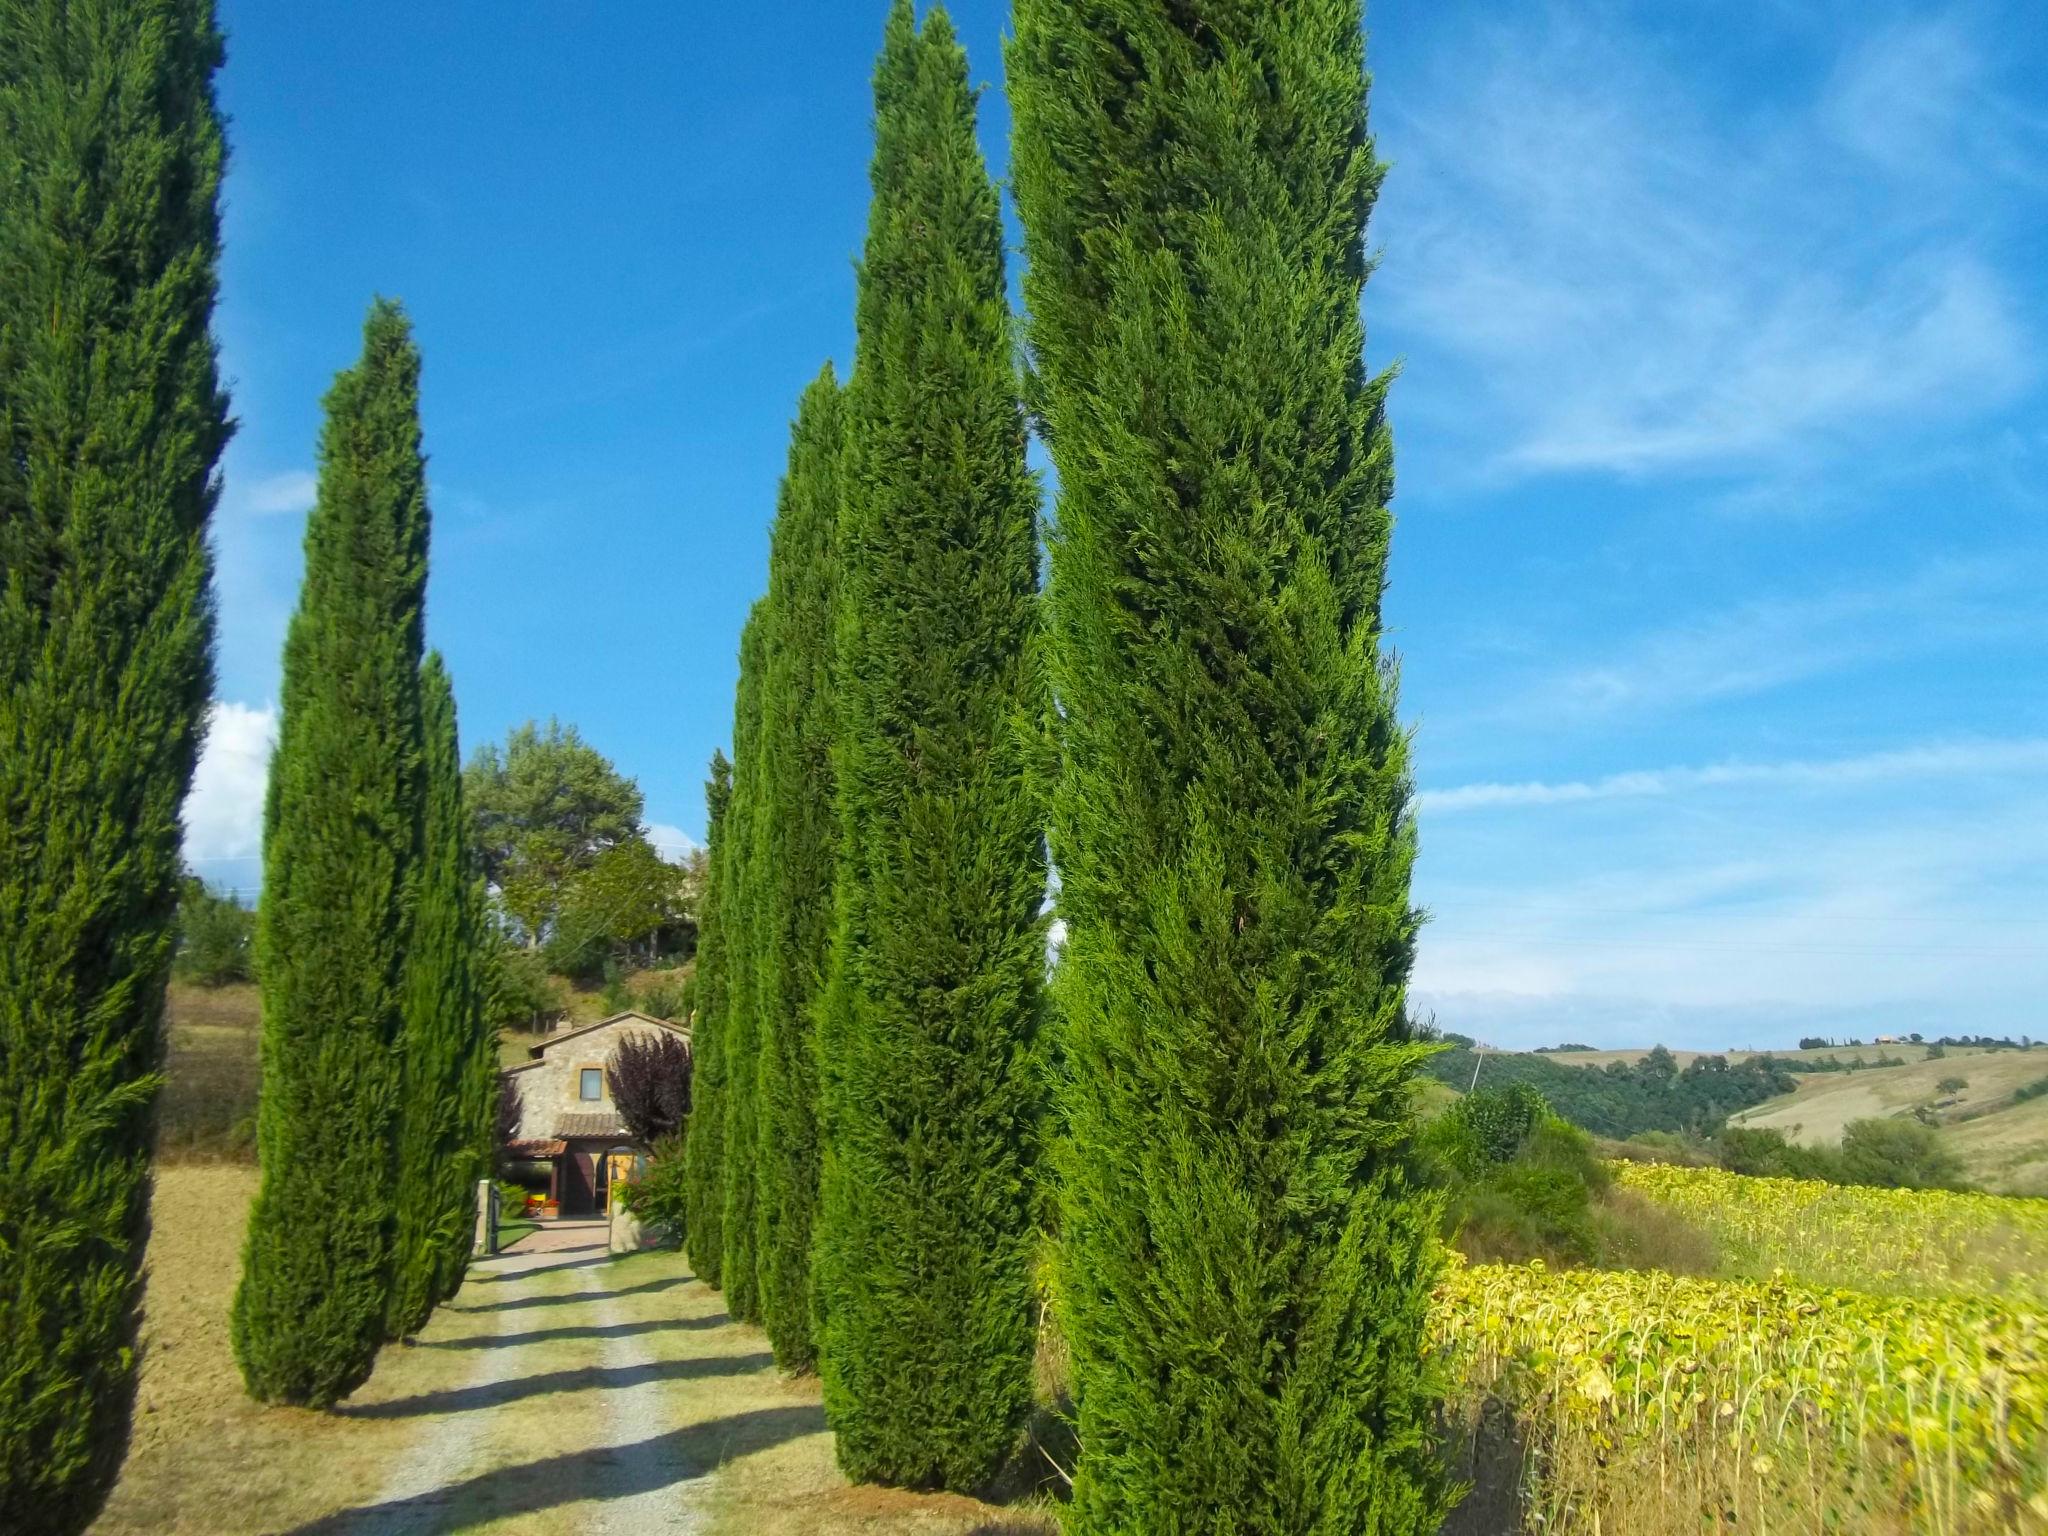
227 469 317 519
642 822 703 860
1422 737 2048 815
180 701 277 881
1378 7 2033 481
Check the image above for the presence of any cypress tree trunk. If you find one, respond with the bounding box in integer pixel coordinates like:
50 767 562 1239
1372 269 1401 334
753 367 844 1370
388 651 486 1337
1009 3 1447 1530
232 300 429 1407
681 749 732 1285
719 607 768 1322
0 2 230 1524
814 0 1047 1492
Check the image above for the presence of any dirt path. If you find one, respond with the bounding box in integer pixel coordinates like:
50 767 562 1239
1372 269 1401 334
285 1222 808 1536
95 1174 1052 1536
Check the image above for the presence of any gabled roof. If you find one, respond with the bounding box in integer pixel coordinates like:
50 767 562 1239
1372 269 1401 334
521 1010 690 1062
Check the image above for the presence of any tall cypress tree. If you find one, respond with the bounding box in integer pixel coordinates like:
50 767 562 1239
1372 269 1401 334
388 651 487 1338
1010 3 1446 1530
813 1 1046 1492
0 2 230 1525
233 300 428 1408
719 607 769 1323
681 749 732 1286
753 367 844 1370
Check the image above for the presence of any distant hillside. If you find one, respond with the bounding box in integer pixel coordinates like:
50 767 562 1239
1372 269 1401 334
1421 1044 1794 1140
1726 1047 2048 1196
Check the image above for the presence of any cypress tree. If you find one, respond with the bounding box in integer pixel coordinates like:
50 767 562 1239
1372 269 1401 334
753 367 844 1370
0 2 230 1524
1009 3 1447 1530
388 651 488 1337
718 607 768 1322
232 300 429 1407
813 1 1046 1491
680 749 732 1285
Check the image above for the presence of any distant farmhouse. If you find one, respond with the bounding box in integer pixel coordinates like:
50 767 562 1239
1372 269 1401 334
501 1010 690 1216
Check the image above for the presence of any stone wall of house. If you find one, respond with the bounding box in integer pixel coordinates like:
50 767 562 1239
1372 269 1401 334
506 1018 675 1140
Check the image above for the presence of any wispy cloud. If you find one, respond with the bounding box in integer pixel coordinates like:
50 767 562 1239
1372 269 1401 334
226 469 317 519
1423 738 2048 814
1494 554 2035 722
1378 5 2034 481
1821 14 2048 189
1411 784 2048 1047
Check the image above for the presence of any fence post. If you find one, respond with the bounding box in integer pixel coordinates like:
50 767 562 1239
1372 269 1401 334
474 1177 499 1257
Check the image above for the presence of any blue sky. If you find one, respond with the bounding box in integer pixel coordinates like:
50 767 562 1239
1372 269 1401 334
184 0 2048 1050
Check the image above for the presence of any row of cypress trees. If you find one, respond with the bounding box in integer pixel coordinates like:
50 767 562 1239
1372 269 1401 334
688 0 1049 1491
689 1 1444 1529
231 302 496 1406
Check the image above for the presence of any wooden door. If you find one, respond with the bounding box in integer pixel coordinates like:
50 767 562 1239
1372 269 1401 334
561 1149 596 1215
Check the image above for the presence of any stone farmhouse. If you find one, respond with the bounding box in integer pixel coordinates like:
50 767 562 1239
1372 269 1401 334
501 1010 690 1217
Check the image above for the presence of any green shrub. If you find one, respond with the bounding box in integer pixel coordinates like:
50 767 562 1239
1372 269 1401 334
1838 1117 1965 1191
621 1138 688 1247
174 879 258 987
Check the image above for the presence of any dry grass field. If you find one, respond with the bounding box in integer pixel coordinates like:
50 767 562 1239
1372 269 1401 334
1726 1049 2048 1193
158 983 262 1161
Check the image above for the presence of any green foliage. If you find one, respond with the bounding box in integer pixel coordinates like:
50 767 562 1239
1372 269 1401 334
633 971 691 1023
720 613 769 1321
0 0 230 1520
1422 1091 1610 1265
387 654 491 1339
478 930 556 1033
681 752 732 1287
812 5 1048 1493
1425 1046 1796 1139
464 719 644 945
1011 1 1446 1528
546 835 692 977
752 368 846 1371
1838 1118 1966 1192
621 1136 689 1247
174 877 258 987
232 301 428 1407
2015 1074 2048 1104
1713 1127 1843 1182
1936 1076 1969 1096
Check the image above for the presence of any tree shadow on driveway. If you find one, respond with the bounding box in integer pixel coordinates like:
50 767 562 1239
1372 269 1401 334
280 1403 826 1535
415 1314 732 1352
335 1352 777 1420
460 1274 696 1314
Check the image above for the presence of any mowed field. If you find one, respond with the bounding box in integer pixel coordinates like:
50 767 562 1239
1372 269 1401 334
1726 1050 2048 1194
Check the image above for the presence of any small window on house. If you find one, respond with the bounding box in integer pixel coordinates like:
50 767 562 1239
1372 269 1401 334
580 1068 602 1101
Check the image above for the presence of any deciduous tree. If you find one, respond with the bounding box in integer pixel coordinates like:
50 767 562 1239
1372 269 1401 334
609 1029 692 1146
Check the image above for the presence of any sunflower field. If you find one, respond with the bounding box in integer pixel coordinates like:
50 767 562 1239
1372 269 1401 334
1612 1161 2048 1303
